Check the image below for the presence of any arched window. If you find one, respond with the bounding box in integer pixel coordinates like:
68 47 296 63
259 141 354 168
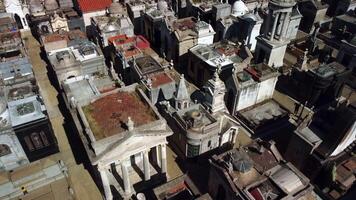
0 144 11 157
14 14 23 29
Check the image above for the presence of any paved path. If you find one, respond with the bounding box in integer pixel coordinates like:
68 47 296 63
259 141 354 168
23 32 102 200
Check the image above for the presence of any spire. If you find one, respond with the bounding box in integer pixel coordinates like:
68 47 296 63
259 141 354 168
203 68 227 113
174 74 190 110
175 74 189 101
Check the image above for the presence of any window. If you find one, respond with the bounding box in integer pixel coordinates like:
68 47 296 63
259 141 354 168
208 140 211 147
24 132 50 152
187 144 200 157
0 144 11 157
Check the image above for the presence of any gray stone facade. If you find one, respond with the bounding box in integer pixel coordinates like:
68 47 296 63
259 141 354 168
47 41 107 88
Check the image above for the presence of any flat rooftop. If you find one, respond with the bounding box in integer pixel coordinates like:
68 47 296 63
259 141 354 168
0 57 33 82
244 63 279 81
109 34 150 58
190 41 244 68
82 90 158 140
211 142 312 199
176 104 216 132
63 75 116 106
135 55 163 75
310 62 347 78
153 174 211 200
8 95 46 127
148 72 174 88
42 30 87 45
6 83 38 102
238 100 288 129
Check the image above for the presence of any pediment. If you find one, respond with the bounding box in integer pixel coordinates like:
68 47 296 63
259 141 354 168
93 130 171 165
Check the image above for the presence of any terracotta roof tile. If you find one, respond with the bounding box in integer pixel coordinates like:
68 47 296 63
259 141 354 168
77 0 112 13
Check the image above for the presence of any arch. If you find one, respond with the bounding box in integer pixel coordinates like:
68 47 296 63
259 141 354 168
67 75 76 80
14 14 23 29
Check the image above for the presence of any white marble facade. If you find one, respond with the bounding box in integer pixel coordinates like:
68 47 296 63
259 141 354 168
0 131 29 171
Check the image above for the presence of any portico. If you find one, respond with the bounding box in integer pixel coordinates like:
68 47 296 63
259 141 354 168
96 142 169 199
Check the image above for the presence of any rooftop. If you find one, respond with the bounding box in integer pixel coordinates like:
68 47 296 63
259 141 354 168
92 15 133 32
191 0 220 12
8 95 46 127
0 57 33 84
77 0 112 13
148 71 174 88
135 55 163 75
310 62 348 78
48 41 101 70
42 30 87 44
238 100 288 130
82 90 158 140
109 34 150 58
244 63 280 81
153 174 212 200
210 140 313 199
172 17 214 41
176 104 217 132
6 83 38 102
190 41 246 68
62 74 117 106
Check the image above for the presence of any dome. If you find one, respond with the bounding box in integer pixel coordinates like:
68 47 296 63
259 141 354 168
231 0 249 17
243 13 256 20
44 0 59 11
109 2 123 15
29 0 44 13
157 0 168 11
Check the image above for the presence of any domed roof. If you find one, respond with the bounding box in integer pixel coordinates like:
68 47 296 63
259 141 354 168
157 0 168 11
231 0 249 17
242 13 262 22
45 0 59 11
108 2 123 15
29 0 44 13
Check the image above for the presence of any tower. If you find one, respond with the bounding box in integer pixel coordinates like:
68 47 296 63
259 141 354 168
255 0 296 68
203 70 227 113
174 74 190 110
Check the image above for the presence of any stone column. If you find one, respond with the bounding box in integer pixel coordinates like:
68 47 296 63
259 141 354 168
143 150 151 181
121 159 131 195
156 145 161 168
281 12 290 40
160 144 167 174
270 12 280 41
98 163 113 200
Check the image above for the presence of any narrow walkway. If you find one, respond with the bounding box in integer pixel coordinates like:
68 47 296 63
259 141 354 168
22 31 102 200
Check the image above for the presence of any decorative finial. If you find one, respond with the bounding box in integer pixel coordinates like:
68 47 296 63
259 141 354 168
127 117 134 131
169 59 174 69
